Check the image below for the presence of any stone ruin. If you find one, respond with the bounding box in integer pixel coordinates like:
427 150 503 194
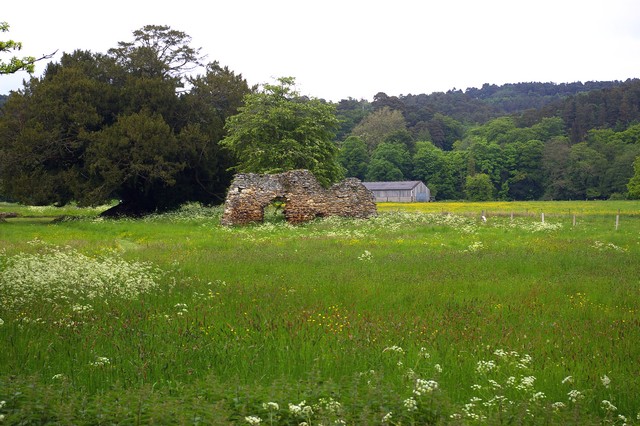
221 169 377 225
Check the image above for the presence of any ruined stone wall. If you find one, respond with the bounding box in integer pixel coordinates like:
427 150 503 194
221 170 377 225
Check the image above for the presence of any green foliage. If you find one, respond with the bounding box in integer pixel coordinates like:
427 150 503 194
369 141 412 179
350 106 408 152
465 173 494 201
338 135 369 180
365 158 404 181
0 21 36 74
84 110 184 208
221 77 343 187
0 27 250 213
627 156 640 199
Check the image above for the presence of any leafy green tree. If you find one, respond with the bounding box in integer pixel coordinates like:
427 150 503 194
334 98 372 141
413 141 447 198
426 113 463 151
177 62 252 202
0 21 55 74
221 77 343 187
369 142 412 179
108 24 204 82
465 173 494 201
541 137 572 199
383 129 416 154
566 142 607 199
501 140 545 200
627 156 640 199
365 159 403 181
0 50 116 206
82 110 184 213
0 26 248 214
467 138 505 191
338 136 369 180
351 106 408 152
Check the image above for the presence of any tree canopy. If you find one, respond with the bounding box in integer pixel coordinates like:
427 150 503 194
0 26 250 214
220 77 343 187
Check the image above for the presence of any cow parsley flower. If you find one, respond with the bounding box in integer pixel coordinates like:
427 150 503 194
244 415 262 425
262 402 279 411
568 389 584 403
476 360 496 374
414 378 438 396
403 397 417 412
601 374 611 388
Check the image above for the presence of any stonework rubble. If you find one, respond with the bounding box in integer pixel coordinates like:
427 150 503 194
221 170 377 225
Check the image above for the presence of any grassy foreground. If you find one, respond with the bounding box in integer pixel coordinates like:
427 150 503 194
1 201 639 425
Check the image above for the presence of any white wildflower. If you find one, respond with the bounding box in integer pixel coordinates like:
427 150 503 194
289 403 303 415
601 400 617 412
568 389 584 403
244 415 262 425
517 376 536 390
317 397 341 414
403 397 417 412
358 250 372 261
89 356 111 367
488 379 502 389
476 360 497 374
493 349 508 358
262 402 279 411
383 345 404 354
419 347 431 359
531 392 546 402
414 378 438 396
434 363 443 373
381 412 393 423
551 401 566 411
601 374 611 388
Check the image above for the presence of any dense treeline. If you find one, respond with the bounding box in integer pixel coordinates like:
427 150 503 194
1 24 639 210
0 26 252 214
336 79 640 200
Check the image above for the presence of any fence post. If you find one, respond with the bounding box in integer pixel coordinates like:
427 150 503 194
541 212 545 223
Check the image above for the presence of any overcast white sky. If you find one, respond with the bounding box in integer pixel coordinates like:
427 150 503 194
2 0 640 101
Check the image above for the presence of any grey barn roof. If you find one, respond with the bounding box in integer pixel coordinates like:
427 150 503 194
362 181 424 191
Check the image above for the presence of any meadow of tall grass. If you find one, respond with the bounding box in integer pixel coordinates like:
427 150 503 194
1 201 639 424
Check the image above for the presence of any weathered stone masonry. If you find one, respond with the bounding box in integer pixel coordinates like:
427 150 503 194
221 170 377 225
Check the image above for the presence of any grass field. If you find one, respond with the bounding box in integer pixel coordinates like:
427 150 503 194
1 201 639 425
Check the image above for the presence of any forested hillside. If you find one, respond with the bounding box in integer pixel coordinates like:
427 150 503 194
1 23 639 209
336 79 640 201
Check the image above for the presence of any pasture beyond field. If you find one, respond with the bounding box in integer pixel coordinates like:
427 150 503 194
0 201 639 424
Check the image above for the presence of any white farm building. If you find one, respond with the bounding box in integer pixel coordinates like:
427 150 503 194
362 181 431 202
